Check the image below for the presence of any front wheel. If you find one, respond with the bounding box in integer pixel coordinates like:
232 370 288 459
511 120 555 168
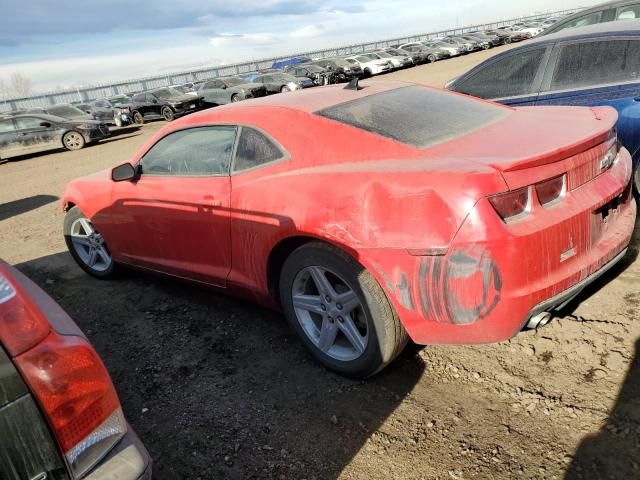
64 207 117 279
62 131 85 151
279 242 408 378
427 55 436 64
132 111 144 124
231 94 240 103
281 85 291 93
162 106 175 121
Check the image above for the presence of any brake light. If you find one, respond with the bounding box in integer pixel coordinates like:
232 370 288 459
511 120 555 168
488 186 531 222
0 272 50 356
14 333 126 478
536 174 566 206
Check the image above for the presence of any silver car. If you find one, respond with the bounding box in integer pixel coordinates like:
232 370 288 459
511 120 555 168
197 77 268 106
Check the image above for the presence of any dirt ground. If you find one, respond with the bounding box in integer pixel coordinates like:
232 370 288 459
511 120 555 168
1 46 639 480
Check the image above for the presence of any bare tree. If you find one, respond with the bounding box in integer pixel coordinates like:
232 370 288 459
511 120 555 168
9 72 32 97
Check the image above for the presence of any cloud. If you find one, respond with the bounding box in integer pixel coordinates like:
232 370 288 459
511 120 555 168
289 24 326 39
0 0 336 46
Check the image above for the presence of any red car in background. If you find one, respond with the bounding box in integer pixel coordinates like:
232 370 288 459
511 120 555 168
0 261 151 479
62 81 636 378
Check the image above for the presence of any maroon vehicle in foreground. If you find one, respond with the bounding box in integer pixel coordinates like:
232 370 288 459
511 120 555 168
0 261 151 480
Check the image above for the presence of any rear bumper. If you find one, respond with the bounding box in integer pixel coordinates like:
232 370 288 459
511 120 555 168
360 148 636 345
85 425 152 480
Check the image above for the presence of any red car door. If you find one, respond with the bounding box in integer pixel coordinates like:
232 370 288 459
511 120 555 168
106 126 237 286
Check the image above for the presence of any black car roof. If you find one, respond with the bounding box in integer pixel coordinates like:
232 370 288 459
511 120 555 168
11 113 69 122
525 17 640 45
543 1 639 34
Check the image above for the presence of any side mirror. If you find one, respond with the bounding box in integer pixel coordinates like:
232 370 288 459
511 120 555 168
40 121 51 128
112 162 137 182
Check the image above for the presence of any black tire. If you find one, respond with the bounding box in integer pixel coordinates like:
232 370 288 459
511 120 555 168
279 242 408 378
281 85 291 93
162 106 175 122
62 130 86 151
427 55 436 64
504 37 512 44
364 68 372 78
231 94 240 103
64 207 118 279
132 111 144 124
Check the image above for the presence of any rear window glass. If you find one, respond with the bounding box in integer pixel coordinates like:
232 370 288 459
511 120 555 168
316 86 510 148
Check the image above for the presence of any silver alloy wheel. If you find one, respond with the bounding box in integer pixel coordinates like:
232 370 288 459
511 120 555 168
63 132 83 150
291 266 368 362
70 218 112 272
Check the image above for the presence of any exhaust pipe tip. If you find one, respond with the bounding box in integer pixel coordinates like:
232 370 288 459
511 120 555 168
526 312 552 330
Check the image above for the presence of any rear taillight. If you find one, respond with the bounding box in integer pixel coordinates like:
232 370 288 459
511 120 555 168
488 186 531 222
0 272 50 356
536 174 566 206
15 333 126 478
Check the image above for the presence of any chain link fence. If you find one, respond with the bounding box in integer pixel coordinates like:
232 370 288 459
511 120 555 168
0 8 580 112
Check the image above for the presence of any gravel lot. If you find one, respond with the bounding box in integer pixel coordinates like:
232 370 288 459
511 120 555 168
1 47 639 480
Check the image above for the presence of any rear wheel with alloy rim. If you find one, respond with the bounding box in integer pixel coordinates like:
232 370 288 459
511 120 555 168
64 207 117 278
427 55 436 63
62 131 85 151
279 242 408 378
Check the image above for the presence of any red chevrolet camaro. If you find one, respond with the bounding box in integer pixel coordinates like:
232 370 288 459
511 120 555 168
62 81 636 378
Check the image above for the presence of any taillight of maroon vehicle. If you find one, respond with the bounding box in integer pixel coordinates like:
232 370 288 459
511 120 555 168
0 269 126 479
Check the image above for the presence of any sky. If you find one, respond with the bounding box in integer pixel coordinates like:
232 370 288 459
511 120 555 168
0 0 601 94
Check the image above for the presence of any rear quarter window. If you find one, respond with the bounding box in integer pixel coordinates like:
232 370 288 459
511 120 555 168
316 86 510 149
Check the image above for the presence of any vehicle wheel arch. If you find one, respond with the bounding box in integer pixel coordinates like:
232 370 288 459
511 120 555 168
266 235 356 302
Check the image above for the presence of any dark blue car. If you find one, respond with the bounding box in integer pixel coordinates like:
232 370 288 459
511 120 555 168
446 21 640 193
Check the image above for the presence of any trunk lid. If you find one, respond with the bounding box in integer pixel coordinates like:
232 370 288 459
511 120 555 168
428 105 618 190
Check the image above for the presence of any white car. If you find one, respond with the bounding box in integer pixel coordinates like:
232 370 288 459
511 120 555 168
343 55 393 77
364 51 412 69
513 23 544 37
421 40 462 57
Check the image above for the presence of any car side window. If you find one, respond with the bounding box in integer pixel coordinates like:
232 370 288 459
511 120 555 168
455 48 546 99
146 94 158 103
132 94 145 102
616 5 640 19
559 11 603 30
14 117 45 130
550 40 640 91
0 119 15 133
233 127 284 172
140 126 237 176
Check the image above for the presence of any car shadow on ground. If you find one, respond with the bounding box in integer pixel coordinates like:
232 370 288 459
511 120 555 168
0 194 58 222
16 251 426 479
565 338 640 479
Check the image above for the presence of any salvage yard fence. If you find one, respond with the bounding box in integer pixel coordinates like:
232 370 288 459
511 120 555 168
0 8 581 112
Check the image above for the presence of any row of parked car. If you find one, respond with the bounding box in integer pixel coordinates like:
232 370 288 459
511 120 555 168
0 12 573 163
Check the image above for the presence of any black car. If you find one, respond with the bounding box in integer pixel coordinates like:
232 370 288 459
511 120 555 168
0 113 109 160
252 72 315 93
542 0 640 35
129 88 201 124
307 58 364 82
465 31 503 46
284 64 335 85
73 99 132 127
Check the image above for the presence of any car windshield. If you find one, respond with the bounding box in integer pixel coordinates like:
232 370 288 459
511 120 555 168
223 78 245 87
305 65 324 72
345 58 358 64
376 52 392 58
316 86 510 149
153 88 183 99
355 56 370 63
47 105 87 119
331 58 350 67
109 96 130 105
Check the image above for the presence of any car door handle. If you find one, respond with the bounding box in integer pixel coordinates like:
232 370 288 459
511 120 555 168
203 196 222 207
